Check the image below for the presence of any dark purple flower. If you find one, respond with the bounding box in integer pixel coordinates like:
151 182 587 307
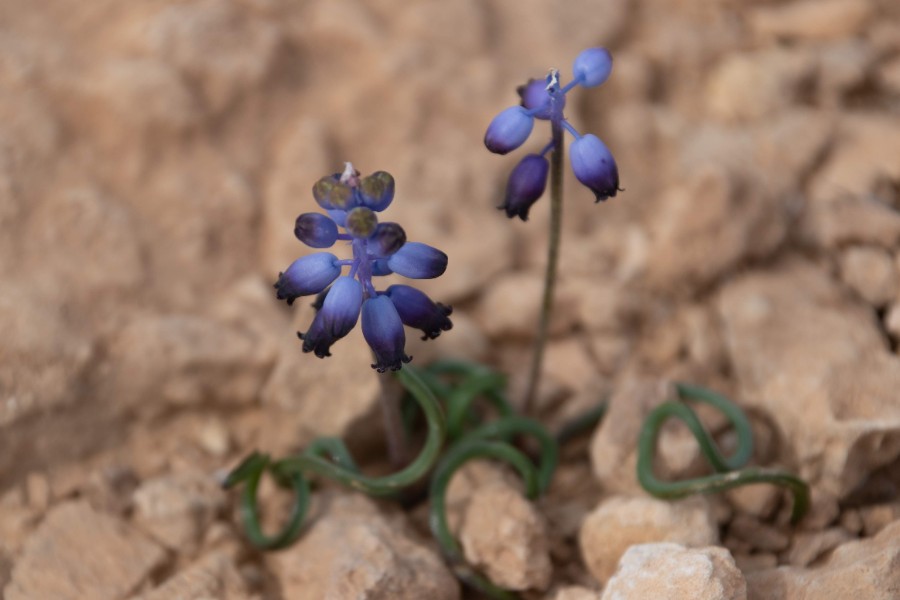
385 285 453 340
298 276 363 357
570 134 620 202
484 48 621 207
362 296 411 372
277 163 451 370
274 252 341 305
387 242 448 279
499 154 549 221
484 106 534 155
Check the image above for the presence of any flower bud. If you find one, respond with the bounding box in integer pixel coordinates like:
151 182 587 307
369 222 406 257
294 213 339 248
517 79 563 120
362 296 411 372
312 176 354 210
572 48 613 88
570 134 620 202
387 242 448 279
499 154 549 221
359 171 395 212
385 285 452 340
345 206 378 239
484 106 534 155
274 252 341 305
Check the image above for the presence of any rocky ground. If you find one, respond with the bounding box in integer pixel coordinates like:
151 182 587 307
2 0 900 598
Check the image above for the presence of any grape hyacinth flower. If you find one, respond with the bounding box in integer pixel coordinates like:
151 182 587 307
275 163 452 372
485 47 621 221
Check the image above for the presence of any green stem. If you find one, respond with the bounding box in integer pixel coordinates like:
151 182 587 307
272 367 446 496
429 440 537 600
523 122 564 414
636 384 810 523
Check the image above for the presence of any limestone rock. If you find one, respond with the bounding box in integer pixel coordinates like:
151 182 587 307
801 195 900 250
475 271 578 340
643 167 785 290
579 495 718 584
267 492 459 600
112 312 276 411
554 586 601 600
749 0 873 42
133 471 226 554
838 246 897 307
601 543 747 600
5 501 166 600
746 521 900 600
716 259 900 499
590 377 702 493
706 49 815 123
130 551 248 600
459 481 552 591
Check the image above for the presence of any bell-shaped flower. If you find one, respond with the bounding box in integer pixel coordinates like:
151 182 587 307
570 134 620 202
572 47 613 88
361 295 411 372
294 213 339 248
298 276 363 357
385 285 453 340
274 252 341 305
387 242 448 279
499 154 549 221
484 106 534 155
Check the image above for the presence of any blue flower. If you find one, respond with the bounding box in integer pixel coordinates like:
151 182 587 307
276 163 452 371
484 47 622 218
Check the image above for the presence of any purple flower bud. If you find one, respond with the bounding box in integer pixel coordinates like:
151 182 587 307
274 252 341 305
294 213 339 248
369 222 407 258
517 79 564 120
570 134 620 202
385 285 452 340
362 296 411 372
372 258 393 276
298 276 362 357
312 175 354 210
484 106 534 155
387 242 448 279
499 154 549 221
572 48 613 88
358 171 395 212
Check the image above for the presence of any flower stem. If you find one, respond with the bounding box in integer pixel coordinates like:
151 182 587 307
523 121 564 414
378 371 410 466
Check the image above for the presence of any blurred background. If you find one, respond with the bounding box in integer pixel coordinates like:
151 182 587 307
2 0 900 597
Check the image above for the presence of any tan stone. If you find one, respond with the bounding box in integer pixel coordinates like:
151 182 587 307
130 551 249 600
746 521 900 600
706 49 815 123
786 528 854 567
554 586 601 600
601 543 747 600
133 471 226 554
112 312 276 411
838 245 897 306
475 271 579 340
716 259 900 499
749 0 873 41
5 501 166 600
267 492 459 600
801 195 900 250
459 481 552 591
579 496 718 585
591 377 707 493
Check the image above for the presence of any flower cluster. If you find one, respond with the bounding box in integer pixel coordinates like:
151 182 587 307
275 163 452 372
484 47 621 220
